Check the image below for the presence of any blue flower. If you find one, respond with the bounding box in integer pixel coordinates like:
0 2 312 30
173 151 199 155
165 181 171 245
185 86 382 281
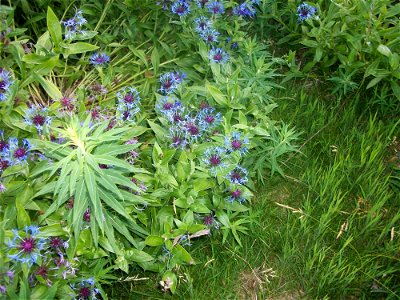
173 71 186 84
159 72 180 95
6 226 46 267
116 86 141 122
198 107 221 131
171 0 191 17
200 28 220 44
0 130 9 155
203 146 227 176
233 3 257 18
195 0 210 8
0 68 13 102
227 166 248 185
206 1 225 14
62 9 87 40
224 132 249 156
209 47 229 64
194 16 213 33
156 96 182 118
8 138 31 165
297 3 317 22
24 105 52 134
168 125 188 149
227 188 246 203
71 277 100 300
202 214 220 229
89 52 110 66
182 116 203 143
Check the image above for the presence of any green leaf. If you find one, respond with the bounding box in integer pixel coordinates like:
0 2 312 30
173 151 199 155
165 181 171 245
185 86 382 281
125 249 154 263
148 120 167 139
151 47 160 75
17 204 31 228
301 39 318 48
377 44 392 57
145 235 165 246
47 7 62 49
32 74 62 100
61 42 99 56
206 83 228 106
366 76 384 89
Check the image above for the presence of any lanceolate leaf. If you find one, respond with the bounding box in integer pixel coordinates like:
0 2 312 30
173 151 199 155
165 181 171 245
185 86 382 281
47 6 62 49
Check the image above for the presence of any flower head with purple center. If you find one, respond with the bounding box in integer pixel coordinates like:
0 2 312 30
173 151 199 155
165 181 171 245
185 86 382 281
297 3 317 22
233 2 257 18
6 226 46 267
89 52 110 67
71 277 100 300
168 125 188 149
209 47 229 64
202 213 220 229
171 0 191 17
58 96 76 114
227 188 246 203
159 72 181 95
227 166 248 185
203 146 227 176
206 1 225 14
0 68 13 102
62 9 87 40
198 107 221 131
183 116 203 143
194 16 213 33
156 96 182 119
116 86 141 122
24 105 52 134
200 28 220 44
8 137 31 165
224 131 249 156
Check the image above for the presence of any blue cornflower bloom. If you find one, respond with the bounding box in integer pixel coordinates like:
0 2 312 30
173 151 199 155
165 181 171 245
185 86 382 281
0 68 13 102
206 1 225 14
24 105 52 134
156 96 182 117
8 138 31 165
0 130 9 155
194 16 213 33
209 47 229 64
89 52 110 66
62 9 87 40
0 157 10 174
168 125 188 149
227 188 246 203
173 71 186 84
233 2 257 18
203 146 227 176
224 132 249 156
171 0 191 17
116 86 141 122
297 3 317 22
195 0 209 8
227 166 248 185
159 72 180 95
6 226 46 267
182 116 203 143
200 28 220 44
71 277 101 300
202 214 220 229
198 107 221 131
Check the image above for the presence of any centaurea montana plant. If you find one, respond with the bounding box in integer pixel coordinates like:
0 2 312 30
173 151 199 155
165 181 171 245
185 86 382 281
62 9 87 40
6 226 46 267
224 131 249 156
0 68 13 102
24 104 52 135
7 137 31 165
89 52 110 67
297 2 317 22
203 146 227 176
206 1 225 15
209 47 229 64
116 86 141 123
171 0 191 17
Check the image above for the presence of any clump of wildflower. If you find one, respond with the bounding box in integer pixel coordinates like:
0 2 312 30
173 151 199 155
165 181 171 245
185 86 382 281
168 125 188 149
297 3 317 22
202 213 220 229
116 86 141 122
7 226 46 267
227 166 248 185
71 278 100 300
58 96 76 114
182 116 203 143
8 138 31 165
0 68 13 102
233 2 257 18
198 107 221 131
89 52 110 67
24 105 52 134
204 146 227 175
200 28 220 44
227 188 246 203
159 72 184 95
62 9 87 40
156 96 183 120
206 1 225 14
194 16 212 33
171 0 191 17
224 132 249 156
209 47 229 64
